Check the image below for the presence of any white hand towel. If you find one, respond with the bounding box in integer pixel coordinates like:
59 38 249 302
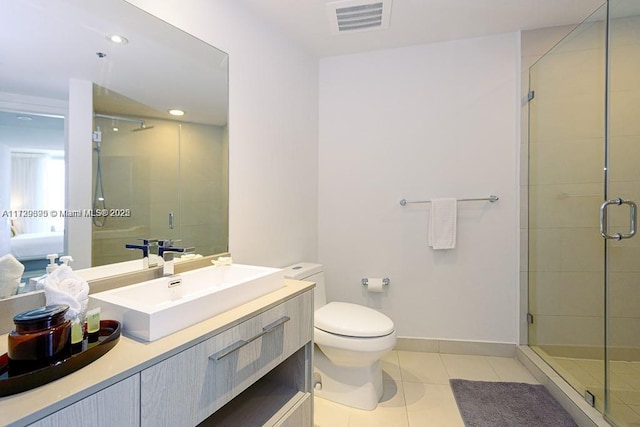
0 254 25 297
428 198 457 250
44 265 90 321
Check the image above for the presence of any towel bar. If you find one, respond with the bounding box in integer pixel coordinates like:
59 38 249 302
399 195 499 206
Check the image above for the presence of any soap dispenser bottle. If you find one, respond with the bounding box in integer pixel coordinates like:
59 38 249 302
45 253 59 274
28 254 59 291
59 255 74 268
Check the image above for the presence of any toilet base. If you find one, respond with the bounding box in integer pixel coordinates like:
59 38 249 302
314 346 383 411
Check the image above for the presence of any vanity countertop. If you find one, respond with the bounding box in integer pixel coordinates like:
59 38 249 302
0 278 314 426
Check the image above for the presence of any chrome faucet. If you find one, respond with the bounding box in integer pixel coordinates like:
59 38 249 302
158 240 194 276
125 239 158 268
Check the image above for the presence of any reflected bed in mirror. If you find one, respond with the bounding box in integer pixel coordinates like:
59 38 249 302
0 0 229 298
0 111 66 285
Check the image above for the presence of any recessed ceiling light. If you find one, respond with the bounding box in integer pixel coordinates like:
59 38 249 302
168 109 185 116
107 34 128 44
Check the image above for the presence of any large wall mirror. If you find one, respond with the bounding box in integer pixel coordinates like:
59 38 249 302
0 0 229 298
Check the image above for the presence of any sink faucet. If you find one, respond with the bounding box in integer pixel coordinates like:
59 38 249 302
158 240 195 276
125 238 158 268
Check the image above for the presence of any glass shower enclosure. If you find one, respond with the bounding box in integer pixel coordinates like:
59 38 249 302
528 1 640 425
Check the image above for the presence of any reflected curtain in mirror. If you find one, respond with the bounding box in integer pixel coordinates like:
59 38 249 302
11 152 65 234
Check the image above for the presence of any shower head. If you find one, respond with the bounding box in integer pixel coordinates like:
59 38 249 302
131 123 154 132
94 113 153 132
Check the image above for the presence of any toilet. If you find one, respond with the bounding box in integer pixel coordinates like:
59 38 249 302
283 262 396 411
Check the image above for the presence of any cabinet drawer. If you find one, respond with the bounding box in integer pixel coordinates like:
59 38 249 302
274 392 312 427
141 291 312 426
29 375 140 427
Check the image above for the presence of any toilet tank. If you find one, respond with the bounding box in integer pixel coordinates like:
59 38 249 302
283 262 326 310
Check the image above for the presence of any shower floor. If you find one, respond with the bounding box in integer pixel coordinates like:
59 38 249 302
532 346 640 426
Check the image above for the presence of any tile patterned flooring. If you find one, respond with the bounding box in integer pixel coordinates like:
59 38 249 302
543 352 640 426
313 350 540 427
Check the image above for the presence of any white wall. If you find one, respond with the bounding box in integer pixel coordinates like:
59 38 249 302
130 1 522 344
318 33 520 343
0 144 10 255
66 79 93 268
127 0 319 267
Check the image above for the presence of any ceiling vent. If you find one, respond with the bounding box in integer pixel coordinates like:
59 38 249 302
327 0 393 34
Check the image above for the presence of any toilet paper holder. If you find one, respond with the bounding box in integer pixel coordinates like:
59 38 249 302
361 278 390 287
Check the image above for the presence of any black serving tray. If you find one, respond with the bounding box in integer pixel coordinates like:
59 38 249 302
0 320 121 397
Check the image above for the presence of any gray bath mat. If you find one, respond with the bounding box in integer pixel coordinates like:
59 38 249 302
450 379 577 427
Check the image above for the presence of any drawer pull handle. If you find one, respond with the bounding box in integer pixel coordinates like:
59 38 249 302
210 316 290 361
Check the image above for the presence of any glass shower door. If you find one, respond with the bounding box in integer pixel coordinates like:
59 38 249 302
604 0 640 424
91 116 181 266
527 3 608 412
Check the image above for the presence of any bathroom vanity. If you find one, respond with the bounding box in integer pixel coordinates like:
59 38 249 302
0 279 314 426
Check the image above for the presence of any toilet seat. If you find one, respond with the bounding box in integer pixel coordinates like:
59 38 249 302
315 326 396 354
315 302 394 338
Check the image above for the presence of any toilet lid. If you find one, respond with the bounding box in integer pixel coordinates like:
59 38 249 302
315 302 394 338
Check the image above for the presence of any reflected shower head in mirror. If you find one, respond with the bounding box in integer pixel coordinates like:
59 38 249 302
131 122 154 132
94 113 153 132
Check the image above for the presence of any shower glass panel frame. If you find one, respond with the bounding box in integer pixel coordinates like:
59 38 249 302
604 0 640 425
528 1 640 425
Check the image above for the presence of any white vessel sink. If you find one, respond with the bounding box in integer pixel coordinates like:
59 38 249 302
90 264 285 341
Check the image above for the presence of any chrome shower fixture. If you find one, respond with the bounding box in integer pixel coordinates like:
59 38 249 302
131 123 154 132
94 113 154 132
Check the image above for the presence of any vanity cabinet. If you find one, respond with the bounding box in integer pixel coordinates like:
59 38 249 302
28 375 140 427
1 283 314 427
140 291 313 426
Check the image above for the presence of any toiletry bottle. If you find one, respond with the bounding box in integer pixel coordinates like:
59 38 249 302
71 318 86 354
86 307 101 343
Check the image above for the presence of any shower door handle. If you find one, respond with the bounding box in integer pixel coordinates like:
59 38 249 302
599 198 637 240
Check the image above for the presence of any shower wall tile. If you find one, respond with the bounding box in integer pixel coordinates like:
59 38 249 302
180 201 219 226
528 227 604 273
528 139 603 185
559 227 604 272
609 16 640 47
529 271 603 317
531 93 604 143
609 136 640 183
555 18 606 53
180 223 226 256
521 25 579 59
610 89 640 136
609 273 640 317
608 243 640 273
533 49 605 98
609 317 640 349
610 45 640 91
534 314 603 348
529 183 602 228
528 228 562 272
149 179 179 204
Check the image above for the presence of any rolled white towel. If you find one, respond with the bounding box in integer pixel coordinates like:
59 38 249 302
0 254 25 298
44 265 89 321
